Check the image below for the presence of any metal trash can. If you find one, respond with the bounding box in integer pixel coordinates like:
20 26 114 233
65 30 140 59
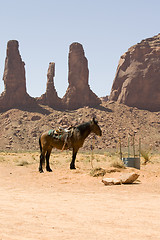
122 157 140 170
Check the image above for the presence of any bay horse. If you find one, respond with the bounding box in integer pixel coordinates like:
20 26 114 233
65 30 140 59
38 117 102 172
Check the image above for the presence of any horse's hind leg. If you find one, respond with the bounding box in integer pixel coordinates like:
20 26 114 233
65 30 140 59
46 149 52 172
39 152 45 173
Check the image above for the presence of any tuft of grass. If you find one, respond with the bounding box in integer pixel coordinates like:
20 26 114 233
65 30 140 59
31 154 37 161
90 167 106 177
110 159 126 169
140 149 151 164
0 156 5 162
17 160 29 166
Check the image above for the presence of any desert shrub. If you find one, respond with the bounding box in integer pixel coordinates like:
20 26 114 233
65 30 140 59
110 159 126 169
90 167 106 177
0 156 5 162
140 149 151 164
31 154 36 161
17 160 29 166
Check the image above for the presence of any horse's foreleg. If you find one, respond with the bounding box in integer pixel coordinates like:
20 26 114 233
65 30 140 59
46 149 52 172
70 149 78 169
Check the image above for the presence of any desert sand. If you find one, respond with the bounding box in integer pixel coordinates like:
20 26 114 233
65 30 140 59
0 152 160 240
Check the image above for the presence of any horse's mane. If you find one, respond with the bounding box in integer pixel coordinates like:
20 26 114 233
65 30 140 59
76 121 91 133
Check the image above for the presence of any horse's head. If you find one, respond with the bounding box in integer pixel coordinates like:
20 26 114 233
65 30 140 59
90 118 102 136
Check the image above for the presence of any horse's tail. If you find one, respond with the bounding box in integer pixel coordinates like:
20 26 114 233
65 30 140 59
39 135 42 153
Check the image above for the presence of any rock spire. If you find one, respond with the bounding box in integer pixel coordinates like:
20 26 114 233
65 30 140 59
62 42 101 109
0 40 35 110
37 62 62 108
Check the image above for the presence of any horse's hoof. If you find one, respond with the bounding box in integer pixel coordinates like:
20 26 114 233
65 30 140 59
39 169 44 173
46 168 52 172
70 166 76 170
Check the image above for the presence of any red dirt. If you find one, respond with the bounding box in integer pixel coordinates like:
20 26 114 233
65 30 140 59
0 153 160 240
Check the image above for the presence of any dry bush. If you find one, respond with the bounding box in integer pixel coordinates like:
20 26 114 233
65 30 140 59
140 149 151 164
17 160 29 166
90 167 106 177
110 159 126 169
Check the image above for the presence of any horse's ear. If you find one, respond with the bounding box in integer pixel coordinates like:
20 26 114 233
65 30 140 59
93 117 98 124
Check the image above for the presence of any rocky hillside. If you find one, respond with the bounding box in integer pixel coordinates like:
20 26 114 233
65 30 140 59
0 101 159 153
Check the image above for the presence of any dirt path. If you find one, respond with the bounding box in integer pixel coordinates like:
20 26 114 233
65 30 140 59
0 155 160 240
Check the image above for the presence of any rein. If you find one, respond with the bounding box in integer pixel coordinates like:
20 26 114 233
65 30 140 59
61 139 68 151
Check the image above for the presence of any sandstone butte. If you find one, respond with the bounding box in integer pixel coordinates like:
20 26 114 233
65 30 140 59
62 42 101 109
36 62 62 109
0 40 36 110
0 34 160 112
0 40 101 111
109 33 160 112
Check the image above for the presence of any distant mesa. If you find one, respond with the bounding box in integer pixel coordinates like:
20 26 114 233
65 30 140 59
109 33 160 111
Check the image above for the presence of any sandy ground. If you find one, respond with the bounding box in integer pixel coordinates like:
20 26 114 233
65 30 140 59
0 152 160 240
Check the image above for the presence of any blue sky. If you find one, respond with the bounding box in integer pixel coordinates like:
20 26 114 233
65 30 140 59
0 0 160 98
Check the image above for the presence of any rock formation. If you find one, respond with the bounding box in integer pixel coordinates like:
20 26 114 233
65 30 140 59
109 33 160 111
37 62 62 108
102 172 139 185
0 40 35 110
62 42 101 109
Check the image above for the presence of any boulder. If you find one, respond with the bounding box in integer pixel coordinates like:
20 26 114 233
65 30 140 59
0 40 35 110
120 172 139 184
109 34 160 111
62 42 101 109
102 178 122 185
37 62 62 108
102 172 139 185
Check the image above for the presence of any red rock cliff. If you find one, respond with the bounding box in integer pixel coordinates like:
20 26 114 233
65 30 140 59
109 34 160 111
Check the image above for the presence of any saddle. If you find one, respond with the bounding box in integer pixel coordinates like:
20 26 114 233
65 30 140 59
48 126 75 149
48 126 73 137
